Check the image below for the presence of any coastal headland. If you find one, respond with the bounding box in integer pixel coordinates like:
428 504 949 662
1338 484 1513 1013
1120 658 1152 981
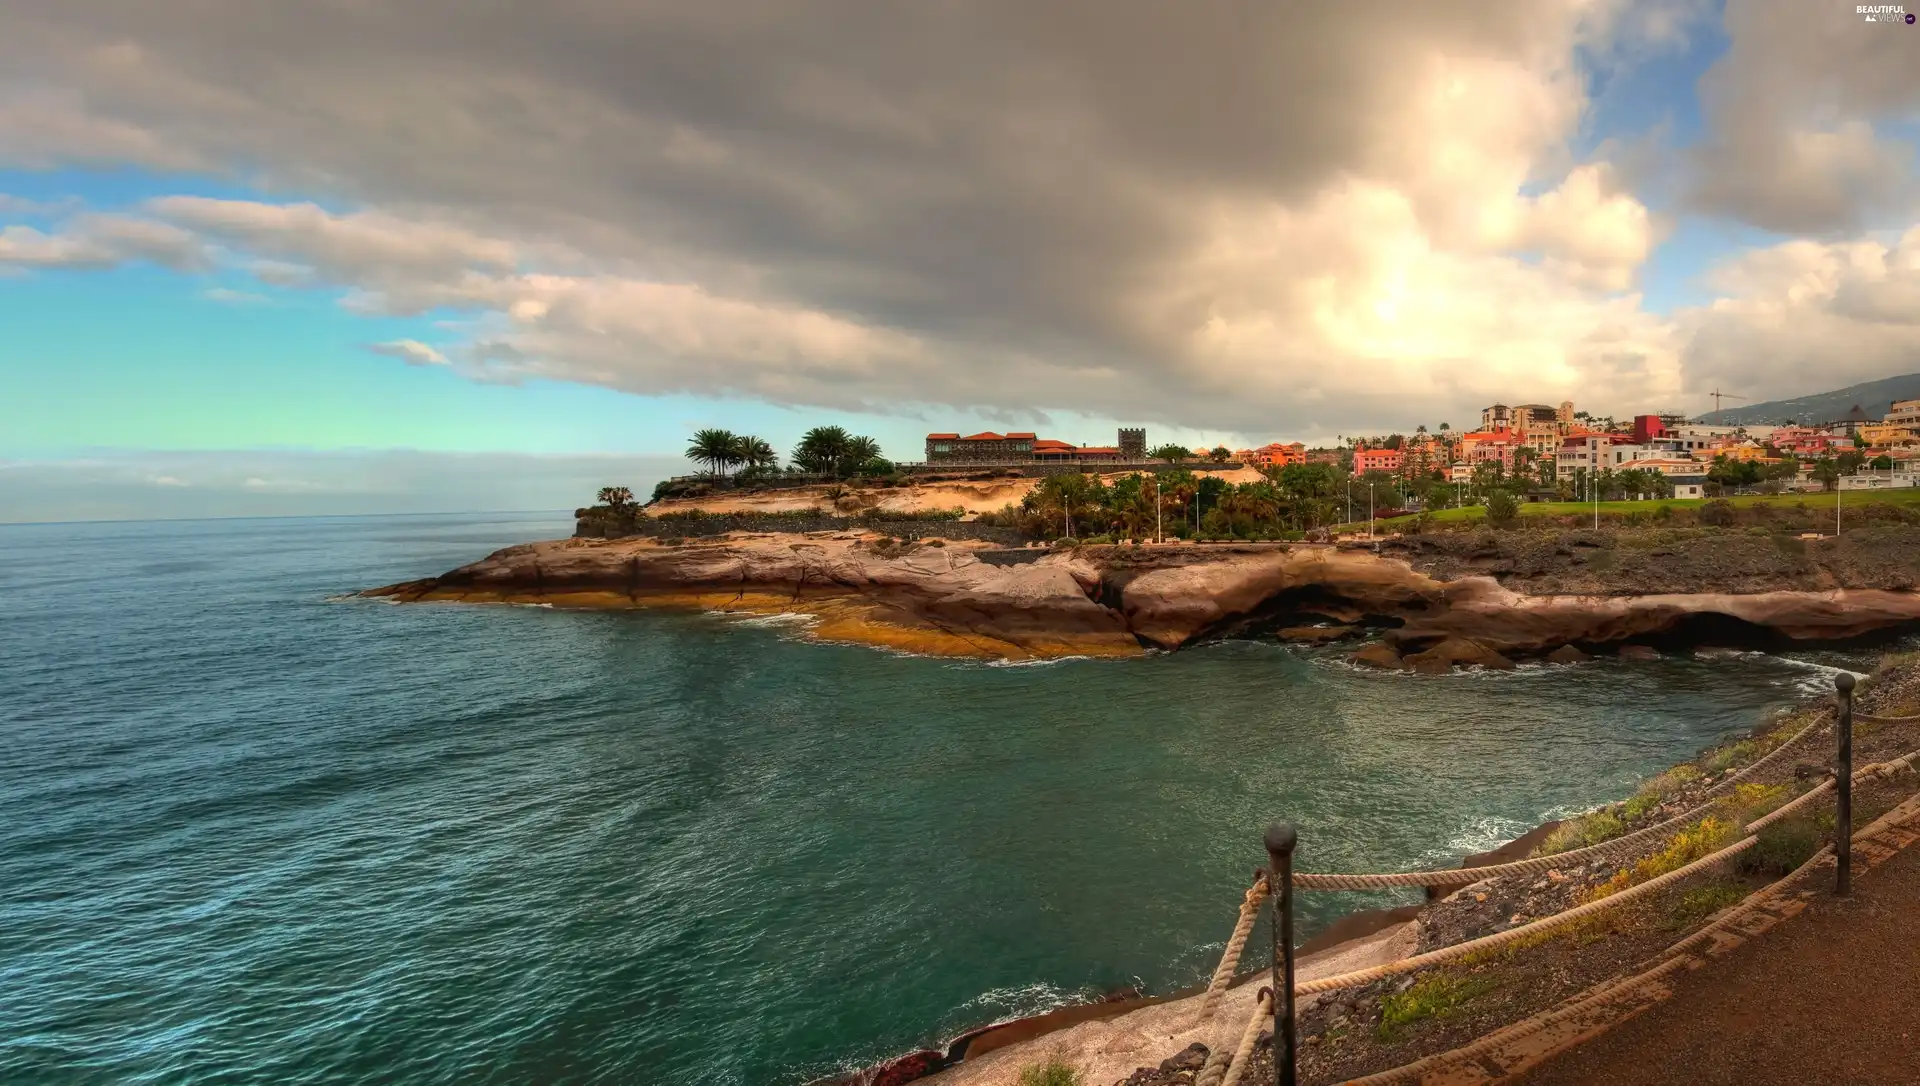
363 523 1920 665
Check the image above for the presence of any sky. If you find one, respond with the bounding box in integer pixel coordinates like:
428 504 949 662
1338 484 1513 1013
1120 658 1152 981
3 0 1920 522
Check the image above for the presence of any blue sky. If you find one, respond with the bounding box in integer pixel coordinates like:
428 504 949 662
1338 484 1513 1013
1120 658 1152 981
3 0 1918 522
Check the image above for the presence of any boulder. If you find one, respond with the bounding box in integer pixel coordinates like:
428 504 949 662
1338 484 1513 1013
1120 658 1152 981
1277 624 1359 643
1350 643 1407 670
1404 637 1516 673
1617 644 1661 661
1546 645 1590 664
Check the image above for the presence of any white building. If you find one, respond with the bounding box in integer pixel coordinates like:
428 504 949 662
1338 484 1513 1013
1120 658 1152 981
1840 471 1920 491
1617 456 1709 500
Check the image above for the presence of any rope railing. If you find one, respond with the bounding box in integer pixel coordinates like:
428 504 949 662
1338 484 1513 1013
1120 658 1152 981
1182 674 1909 1084
1294 832 1757 997
1199 876 1269 1017
1291 714 1825 892
1196 988 1271 1086
1858 710 1920 724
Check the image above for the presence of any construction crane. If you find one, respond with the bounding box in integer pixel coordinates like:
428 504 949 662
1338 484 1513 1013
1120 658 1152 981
1709 388 1748 419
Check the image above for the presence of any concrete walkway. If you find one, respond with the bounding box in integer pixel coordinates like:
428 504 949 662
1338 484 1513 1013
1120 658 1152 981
1521 840 1920 1086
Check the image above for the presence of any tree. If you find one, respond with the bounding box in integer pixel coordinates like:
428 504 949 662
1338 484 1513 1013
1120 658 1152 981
1485 488 1519 527
1872 454 1894 470
841 435 883 475
734 435 778 471
687 429 741 475
1149 443 1192 461
1811 457 1840 491
792 426 854 474
1209 446 1231 463
597 486 634 509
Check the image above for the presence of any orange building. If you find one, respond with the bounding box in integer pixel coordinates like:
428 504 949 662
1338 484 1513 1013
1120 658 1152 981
1237 442 1307 469
1355 448 1403 474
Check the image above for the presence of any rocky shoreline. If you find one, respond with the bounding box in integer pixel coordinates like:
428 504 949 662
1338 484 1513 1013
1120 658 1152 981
362 526 1920 666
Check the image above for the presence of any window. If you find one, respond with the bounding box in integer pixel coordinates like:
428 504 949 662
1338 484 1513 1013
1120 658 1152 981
932 443 951 453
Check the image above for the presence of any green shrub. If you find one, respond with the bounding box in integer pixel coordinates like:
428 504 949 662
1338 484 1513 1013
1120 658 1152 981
1018 1061 1081 1086
1538 809 1626 856
1700 499 1737 527
1702 740 1758 774
1667 880 1747 930
1737 816 1823 877
1586 817 1737 900
1377 971 1498 1040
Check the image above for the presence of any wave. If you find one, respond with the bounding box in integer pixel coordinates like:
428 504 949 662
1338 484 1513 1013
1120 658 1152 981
956 980 1096 1024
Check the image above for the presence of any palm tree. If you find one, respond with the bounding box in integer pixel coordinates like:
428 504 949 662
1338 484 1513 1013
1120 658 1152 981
734 435 778 471
597 486 634 509
792 426 852 474
841 435 882 475
687 429 740 475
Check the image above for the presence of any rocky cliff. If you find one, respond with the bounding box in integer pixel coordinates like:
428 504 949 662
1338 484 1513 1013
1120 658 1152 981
363 527 1920 665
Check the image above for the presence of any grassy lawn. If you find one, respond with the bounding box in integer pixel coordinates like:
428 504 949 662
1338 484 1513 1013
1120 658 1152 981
1352 486 1920 529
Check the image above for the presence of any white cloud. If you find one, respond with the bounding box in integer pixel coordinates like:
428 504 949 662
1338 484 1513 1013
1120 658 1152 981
1680 225 1920 397
0 214 207 270
149 475 187 487
366 338 450 367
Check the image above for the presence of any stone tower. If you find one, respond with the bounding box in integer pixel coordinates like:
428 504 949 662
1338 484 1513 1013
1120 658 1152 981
1118 428 1146 459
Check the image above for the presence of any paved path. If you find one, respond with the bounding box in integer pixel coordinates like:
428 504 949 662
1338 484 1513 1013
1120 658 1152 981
1521 841 1920 1086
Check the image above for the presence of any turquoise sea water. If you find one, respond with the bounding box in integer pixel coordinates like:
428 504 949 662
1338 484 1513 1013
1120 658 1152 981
0 513 1869 1085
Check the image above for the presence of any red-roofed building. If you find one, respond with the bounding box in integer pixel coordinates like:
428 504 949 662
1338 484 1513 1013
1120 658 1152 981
924 428 1150 464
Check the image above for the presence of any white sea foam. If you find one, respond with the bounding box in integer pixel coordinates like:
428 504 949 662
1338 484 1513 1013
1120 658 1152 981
957 980 1090 1023
728 612 819 628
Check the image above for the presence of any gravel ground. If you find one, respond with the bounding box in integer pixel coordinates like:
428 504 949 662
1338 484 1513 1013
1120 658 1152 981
1518 834 1920 1085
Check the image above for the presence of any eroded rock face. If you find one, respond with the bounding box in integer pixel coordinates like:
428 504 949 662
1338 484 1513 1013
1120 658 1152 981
364 536 1920 663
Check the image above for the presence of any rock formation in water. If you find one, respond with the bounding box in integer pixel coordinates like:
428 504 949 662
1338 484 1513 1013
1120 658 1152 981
363 528 1920 665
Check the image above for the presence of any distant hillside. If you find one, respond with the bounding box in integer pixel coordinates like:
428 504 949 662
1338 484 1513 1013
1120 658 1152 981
1700 372 1920 426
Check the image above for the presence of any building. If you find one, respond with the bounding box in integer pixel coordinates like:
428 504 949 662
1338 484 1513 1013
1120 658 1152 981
1841 471 1920 491
1446 463 1474 484
1239 442 1307 469
1630 414 1668 445
924 428 1148 464
1856 421 1916 448
1481 404 1513 432
1355 448 1403 474
1511 404 1564 454
1768 426 1846 457
1617 456 1708 500
1887 399 1920 429
1834 405 1874 435
1468 437 1518 473
1716 441 1785 465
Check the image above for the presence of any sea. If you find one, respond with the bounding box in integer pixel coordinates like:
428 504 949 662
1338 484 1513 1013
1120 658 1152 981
0 512 1876 1085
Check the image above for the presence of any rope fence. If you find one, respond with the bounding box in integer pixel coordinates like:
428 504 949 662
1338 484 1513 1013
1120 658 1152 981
1190 674 1920 1086
1292 714 1824 892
